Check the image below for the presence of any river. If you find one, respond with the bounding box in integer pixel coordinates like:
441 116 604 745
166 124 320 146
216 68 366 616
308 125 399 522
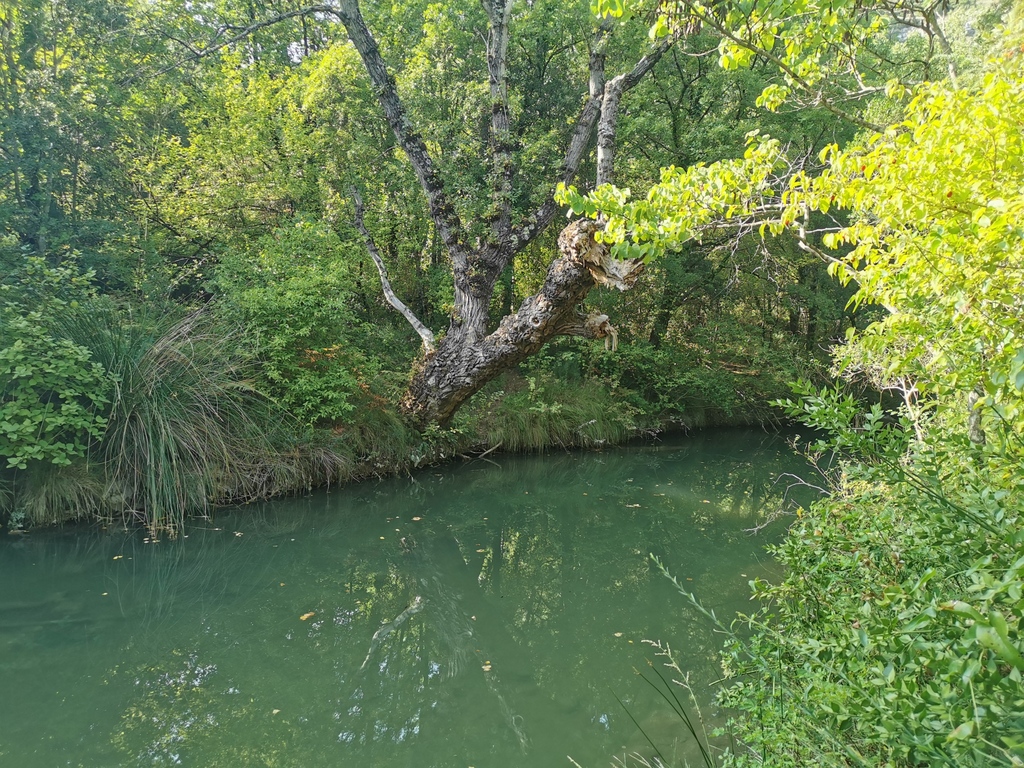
0 428 815 767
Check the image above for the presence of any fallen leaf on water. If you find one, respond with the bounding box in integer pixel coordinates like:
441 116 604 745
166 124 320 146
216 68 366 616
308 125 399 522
300 612 315 621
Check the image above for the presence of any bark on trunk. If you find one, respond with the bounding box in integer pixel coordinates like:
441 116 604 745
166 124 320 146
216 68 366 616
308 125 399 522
402 220 641 427
329 0 668 428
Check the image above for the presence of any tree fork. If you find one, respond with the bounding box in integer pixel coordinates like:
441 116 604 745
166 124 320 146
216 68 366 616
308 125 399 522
401 220 642 427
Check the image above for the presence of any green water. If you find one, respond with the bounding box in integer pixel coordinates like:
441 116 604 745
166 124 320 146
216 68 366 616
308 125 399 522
0 429 815 767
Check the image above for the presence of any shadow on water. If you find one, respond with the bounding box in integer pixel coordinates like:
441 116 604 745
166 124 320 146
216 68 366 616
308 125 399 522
0 428 819 767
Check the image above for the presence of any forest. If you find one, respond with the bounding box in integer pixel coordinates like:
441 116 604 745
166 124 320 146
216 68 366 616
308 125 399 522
2 0 1023 763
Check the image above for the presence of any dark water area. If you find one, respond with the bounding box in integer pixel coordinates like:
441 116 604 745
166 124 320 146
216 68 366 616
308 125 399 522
0 428 817 767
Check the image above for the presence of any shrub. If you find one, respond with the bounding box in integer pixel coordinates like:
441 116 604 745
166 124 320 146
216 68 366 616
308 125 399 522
214 221 372 425
696 389 1024 766
0 258 112 470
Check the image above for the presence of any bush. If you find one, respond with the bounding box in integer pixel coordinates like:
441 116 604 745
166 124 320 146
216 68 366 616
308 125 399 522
701 389 1024 766
214 221 374 425
0 258 112 470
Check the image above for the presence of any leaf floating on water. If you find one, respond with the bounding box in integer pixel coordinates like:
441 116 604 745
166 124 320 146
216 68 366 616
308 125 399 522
300 612 315 621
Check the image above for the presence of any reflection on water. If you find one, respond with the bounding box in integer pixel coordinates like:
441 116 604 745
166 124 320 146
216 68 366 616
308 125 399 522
0 429 816 767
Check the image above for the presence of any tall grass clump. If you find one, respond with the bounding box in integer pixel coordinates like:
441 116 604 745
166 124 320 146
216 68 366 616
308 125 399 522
52 305 300 533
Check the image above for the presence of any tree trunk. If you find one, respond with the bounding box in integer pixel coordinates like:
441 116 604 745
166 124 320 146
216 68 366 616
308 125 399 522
330 0 667 428
403 220 641 427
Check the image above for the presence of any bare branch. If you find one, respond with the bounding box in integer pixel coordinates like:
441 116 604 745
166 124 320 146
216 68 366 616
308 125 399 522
351 188 436 354
126 5 341 83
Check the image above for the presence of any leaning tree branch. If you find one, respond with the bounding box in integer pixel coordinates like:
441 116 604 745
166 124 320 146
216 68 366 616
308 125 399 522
334 0 469 272
352 188 436 354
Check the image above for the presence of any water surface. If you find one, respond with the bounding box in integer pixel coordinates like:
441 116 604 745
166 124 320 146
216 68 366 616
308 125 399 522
0 429 814 767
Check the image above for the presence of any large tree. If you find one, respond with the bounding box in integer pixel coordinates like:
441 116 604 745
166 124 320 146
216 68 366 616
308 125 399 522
311 0 672 426
154 0 673 427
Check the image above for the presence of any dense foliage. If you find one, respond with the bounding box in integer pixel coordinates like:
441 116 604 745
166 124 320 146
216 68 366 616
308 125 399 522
573 0 1024 763
713 38 1024 763
4 0 1022 761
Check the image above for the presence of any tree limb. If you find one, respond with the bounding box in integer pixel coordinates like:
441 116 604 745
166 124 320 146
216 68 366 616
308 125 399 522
508 26 671 254
596 39 672 187
351 187 436 354
481 0 516 248
334 0 469 272
127 5 341 83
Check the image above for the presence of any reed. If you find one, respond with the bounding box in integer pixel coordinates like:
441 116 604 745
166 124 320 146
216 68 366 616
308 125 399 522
54 305 282 533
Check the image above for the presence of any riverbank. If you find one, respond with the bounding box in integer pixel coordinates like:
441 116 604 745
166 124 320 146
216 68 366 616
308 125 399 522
1 354 801 535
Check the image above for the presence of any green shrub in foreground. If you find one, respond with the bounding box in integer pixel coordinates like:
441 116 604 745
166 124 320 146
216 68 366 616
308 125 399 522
0 258 112 470
696 392 1024 767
